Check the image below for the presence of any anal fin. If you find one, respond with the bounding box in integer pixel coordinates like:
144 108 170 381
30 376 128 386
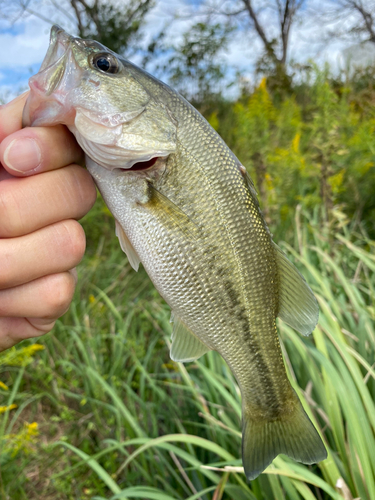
170 312 210 362
115 220 141 272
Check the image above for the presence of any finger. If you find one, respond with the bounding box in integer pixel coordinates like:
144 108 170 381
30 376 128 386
0 317 56 352
0 125 84 177
0 92 29 142
0 271 77 319
0 164 97 237
0 220 86 289
0 165 14 182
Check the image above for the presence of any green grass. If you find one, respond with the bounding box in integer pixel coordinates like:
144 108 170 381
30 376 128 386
0 204 374 500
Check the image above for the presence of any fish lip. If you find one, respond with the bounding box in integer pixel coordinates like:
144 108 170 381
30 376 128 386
22 25 80 128
23 25 112 128
50 24 72 44
40 25 73 72
22 99 67 128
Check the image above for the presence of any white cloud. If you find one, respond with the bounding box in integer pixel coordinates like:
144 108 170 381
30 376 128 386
0 18 50 68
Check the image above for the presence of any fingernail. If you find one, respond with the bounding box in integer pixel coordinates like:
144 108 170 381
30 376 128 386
3 138 42 174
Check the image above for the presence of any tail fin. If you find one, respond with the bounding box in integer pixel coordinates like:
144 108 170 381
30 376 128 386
242 401 327 480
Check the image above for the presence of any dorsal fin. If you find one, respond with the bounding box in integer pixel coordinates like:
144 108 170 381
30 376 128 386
274 243 319 336
170 312 211 362
238 163 259 203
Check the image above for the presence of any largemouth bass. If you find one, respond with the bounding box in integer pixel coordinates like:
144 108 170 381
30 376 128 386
23 25 327 480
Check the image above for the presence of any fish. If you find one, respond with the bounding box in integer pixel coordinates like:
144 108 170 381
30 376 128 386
23 25 327 480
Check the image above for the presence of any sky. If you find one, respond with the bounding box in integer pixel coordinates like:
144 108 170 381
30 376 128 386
0 0 374 103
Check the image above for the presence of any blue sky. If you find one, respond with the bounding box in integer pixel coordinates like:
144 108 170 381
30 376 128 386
0 17 52 101
0 0 370 104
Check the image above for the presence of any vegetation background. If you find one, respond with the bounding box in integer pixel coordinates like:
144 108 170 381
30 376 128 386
0 1 375 499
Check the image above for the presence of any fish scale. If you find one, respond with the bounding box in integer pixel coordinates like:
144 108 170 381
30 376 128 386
149 104 291 413
23 25 327 480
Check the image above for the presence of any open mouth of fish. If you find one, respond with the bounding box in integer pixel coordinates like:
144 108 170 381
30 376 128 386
22 27 80 129
123 156 159 171
23 26 176 173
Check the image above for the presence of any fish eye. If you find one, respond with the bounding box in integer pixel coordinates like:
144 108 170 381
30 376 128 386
90 53 120 74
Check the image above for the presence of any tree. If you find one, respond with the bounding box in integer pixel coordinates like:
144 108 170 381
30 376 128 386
0 0 155 56
205 0 306 82
320 0 375 45
165 22 233 104
69 0 155 55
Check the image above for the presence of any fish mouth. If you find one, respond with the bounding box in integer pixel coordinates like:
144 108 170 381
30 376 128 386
116 156 167 173
39 25 74 73
23 25 177 175
22 25 81 128
125 156 159 171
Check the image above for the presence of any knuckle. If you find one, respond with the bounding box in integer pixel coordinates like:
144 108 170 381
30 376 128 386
0 241 13 288
44 273 75 317
55 220 86 265
71 167 97 211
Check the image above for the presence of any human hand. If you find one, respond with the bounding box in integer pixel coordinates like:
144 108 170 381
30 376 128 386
0 92 97 352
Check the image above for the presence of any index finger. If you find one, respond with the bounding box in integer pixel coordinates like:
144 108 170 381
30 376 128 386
0 93 84 177
0 92 29 142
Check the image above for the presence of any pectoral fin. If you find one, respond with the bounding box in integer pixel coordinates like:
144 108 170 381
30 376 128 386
115 220 141 271
274 243 319 336
147 183 199 241
170 312 210 362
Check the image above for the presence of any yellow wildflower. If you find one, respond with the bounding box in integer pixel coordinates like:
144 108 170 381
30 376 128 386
0 343 45 367
4 421 39 457
292 132 301 153
28 344 45 353
0 404 17 414
259 77 267 90
0 381 9 390
26 422 39 435
328 170 345 194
